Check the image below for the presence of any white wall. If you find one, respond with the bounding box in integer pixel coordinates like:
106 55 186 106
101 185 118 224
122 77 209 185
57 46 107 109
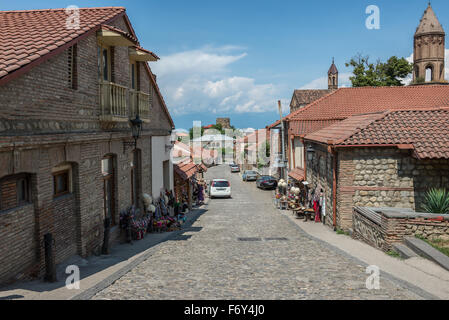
151 135 174 199
294 138 304 169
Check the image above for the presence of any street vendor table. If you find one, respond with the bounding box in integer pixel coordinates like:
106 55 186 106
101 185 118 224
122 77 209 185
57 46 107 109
279 200 288 210
304 208 315 221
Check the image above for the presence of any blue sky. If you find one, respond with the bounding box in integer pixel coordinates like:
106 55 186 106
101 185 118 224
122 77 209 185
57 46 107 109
2 0 449 130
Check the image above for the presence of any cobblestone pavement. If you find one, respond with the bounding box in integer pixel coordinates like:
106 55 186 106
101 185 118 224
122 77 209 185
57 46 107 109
93 165 422 300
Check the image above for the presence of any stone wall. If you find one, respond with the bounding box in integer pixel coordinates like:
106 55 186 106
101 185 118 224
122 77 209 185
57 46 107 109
337 148 449 231
216 118 231 129
352 207 449 252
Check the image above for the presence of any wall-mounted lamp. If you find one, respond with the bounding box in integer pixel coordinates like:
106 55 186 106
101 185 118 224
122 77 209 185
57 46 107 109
123 114 143 153
306 145 315 162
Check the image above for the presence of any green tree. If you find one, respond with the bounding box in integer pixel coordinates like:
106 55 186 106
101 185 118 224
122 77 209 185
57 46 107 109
346 54 413 87
189 126 204 139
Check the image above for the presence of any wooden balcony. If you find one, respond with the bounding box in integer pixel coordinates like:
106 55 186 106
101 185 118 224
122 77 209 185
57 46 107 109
99 81 129 122
130 90 150 121
100 82 151 123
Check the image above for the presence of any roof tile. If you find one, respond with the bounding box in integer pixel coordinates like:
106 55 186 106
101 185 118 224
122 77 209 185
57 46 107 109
305 108 449 159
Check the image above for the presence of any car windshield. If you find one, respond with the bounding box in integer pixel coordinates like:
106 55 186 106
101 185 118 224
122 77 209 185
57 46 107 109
212 181 230 187
246 171 257 174
260 176 274 180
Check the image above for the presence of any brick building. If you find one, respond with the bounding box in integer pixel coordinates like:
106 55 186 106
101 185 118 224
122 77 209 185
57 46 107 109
0 7 174 285
303 108 449 231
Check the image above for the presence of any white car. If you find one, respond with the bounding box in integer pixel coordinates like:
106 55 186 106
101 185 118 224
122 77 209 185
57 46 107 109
209 179 231 198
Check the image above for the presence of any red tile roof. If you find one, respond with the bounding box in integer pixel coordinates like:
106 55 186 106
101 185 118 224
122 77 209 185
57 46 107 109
289 86 449 121
174 161 198 180
0 7 126 80
288 167 305 181
304 108 449 159
0 7 175 128
289 119 341 136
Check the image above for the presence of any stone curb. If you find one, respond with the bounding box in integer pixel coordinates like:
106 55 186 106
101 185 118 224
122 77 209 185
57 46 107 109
71 206 207 300
278 210 439 300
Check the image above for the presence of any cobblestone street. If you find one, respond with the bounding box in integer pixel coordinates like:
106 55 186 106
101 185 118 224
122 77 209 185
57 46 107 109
92 165 422 300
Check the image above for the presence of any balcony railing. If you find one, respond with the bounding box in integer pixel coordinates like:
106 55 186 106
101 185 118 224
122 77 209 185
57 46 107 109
130 90 150 120
100 81 128 120
100 82 150 122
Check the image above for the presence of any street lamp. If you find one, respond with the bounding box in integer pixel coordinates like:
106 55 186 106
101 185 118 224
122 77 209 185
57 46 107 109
306 145 315 162
123 114 143 153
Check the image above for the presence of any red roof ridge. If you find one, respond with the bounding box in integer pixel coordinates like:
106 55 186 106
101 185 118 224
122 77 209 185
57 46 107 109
0 7 126 13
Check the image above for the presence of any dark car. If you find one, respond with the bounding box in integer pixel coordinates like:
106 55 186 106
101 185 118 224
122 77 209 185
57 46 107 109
256 176 278 190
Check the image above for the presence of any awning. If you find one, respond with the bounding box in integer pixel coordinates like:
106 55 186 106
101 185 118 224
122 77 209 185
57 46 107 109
129 46 159 61
196 163 208 172
288 167 305 182
97 25 136 46
174 161 198 180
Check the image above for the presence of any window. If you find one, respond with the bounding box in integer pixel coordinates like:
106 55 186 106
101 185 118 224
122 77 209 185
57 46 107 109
68 44 78 89
425 65 433 82
131 62 136 89
98 45 111 81
53 170 70 197
0 174 31 211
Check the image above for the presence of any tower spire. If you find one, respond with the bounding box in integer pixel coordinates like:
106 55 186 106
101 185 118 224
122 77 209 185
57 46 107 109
328 58 338 90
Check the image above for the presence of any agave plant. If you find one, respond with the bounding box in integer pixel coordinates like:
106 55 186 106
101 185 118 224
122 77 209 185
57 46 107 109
422 188 449 214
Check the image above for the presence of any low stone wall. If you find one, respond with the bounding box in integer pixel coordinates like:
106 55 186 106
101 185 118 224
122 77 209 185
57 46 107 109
352 207 449 252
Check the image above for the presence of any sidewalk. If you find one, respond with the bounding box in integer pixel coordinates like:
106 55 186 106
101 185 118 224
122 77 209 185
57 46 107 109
278 208 449 300
0 203 208 300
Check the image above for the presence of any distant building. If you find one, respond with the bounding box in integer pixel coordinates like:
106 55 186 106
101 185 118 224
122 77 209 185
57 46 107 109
289 59 338 113
413 3 446 83
216 117 231 129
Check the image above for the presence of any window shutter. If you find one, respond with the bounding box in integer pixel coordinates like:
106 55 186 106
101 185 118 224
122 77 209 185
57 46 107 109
68 44 78 89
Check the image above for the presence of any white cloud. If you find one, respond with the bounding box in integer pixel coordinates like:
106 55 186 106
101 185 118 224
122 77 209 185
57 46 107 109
150 46 284 115
299 72 353 89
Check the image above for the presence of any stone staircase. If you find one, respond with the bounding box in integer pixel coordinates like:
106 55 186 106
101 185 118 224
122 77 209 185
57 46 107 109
392 237 449 272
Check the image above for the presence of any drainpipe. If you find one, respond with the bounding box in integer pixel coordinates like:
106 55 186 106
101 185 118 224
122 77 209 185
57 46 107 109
277 100 286 179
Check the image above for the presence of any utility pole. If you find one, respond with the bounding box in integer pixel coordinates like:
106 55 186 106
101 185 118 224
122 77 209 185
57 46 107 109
277 100 287 180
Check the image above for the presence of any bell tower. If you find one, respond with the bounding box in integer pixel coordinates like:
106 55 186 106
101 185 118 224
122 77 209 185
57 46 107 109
413 3 445 83
328 58 338 90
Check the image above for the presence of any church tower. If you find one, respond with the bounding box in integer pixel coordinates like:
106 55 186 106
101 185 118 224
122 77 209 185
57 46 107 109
328 58 338 90
413 3 445 83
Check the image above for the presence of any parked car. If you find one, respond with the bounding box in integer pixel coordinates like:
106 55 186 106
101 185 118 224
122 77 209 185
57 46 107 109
242 170 259 181
209 179 231 198
256 176 278 190
230 164 240 173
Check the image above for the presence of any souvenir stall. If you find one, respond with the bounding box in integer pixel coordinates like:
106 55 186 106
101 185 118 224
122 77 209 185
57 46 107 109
119 191 182 244
275 179 288 210
174 161 199 212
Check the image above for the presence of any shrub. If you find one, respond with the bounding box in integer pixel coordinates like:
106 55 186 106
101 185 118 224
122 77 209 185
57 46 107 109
422 188 449 214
